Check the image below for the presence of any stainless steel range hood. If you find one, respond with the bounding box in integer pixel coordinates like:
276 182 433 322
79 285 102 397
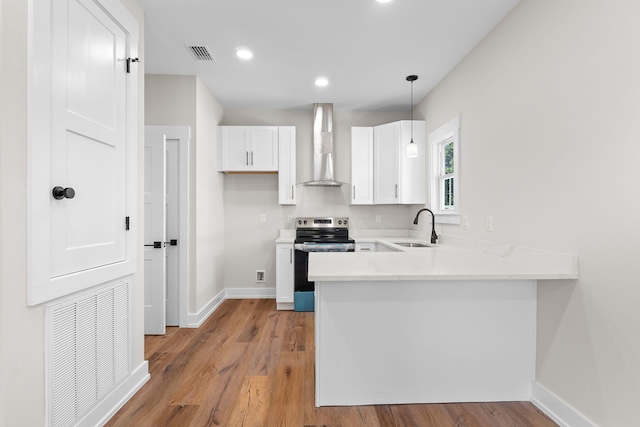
298 103 348 187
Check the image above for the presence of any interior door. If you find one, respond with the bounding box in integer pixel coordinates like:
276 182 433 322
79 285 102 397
49 0 128 278
144 128 167 335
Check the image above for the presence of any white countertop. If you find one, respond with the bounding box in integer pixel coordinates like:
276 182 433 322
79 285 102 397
307 235 578 282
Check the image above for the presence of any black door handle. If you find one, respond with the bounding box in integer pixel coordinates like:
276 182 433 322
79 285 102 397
52 186 75 200
144 240 176 249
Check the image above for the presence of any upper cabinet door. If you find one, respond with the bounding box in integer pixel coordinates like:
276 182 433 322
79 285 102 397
250 127 279 171
278 126 296 205
398 120 426 205
218 127 251 171
28 0 139 305
351 127 374 205
373 122 401 204
218 126 279 172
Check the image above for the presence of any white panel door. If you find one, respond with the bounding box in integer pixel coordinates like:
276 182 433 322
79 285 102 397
351 127 374 205
278 126 296 205
144 128 166 335
49 0 128 278
218 126 251 171
373 122 400 204
250 126 279 171
276 244 294 309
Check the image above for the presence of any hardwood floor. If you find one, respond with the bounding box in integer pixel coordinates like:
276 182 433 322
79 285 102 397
106 299 558 427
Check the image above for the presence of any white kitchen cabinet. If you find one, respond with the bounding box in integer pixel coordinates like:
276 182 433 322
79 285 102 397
374 120 426 204
351 121 425 205
355 242 376 252
355 242 397 252
218 126 279 172
351 127 374 204
276 243 294 310
278 126 296 205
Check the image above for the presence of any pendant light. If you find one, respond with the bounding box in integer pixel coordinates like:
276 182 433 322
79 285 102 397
406 75 418 158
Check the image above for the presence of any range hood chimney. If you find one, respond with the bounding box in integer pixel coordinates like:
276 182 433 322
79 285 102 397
299 103 348 187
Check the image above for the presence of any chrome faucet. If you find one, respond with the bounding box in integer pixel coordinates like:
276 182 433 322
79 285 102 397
413 208 438 244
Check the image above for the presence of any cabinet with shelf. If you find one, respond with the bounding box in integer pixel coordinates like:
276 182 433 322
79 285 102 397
218 125 296 205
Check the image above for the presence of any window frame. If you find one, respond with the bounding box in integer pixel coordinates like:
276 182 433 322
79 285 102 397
429 114 461 224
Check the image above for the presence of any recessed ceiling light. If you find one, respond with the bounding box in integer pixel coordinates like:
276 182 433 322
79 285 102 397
235 48 253 60
315 77 329 87
376 0 393 3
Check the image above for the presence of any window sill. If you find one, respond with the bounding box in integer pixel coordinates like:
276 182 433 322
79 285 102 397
435 213 460 225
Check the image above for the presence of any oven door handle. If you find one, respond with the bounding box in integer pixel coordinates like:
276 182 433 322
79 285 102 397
295 243 355 252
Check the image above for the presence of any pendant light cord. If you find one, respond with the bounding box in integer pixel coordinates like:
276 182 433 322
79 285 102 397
410 79 413 141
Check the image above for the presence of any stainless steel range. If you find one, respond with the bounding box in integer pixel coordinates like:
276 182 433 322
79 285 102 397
294 217 355 311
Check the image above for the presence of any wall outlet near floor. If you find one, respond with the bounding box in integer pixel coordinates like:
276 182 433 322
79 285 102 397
376 215 382 224
256 270 265 282
259 213 266 223
486 216 494 232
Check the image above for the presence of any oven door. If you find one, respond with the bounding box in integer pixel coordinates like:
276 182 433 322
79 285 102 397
294 248 313 292
294 242 355 292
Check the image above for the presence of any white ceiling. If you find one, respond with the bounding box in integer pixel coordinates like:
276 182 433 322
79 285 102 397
137 0 520 111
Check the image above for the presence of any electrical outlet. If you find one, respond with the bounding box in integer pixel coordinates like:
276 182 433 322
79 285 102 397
376 215 382 224
259 213 266 223
486 216 493 232
287 215 293 224
256 270 265 282
462 216 470 230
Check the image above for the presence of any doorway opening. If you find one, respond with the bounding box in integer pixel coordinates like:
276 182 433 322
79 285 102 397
144 125 190 334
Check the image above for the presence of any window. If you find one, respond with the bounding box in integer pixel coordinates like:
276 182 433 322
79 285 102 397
429 114 461 223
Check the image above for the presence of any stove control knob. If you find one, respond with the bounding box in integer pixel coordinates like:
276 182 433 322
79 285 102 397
338 220 343 225
297 219 302 225
303 220 307 225
344 219 348 225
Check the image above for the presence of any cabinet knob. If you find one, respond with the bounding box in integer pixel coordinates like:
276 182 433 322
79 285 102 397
52 186 75 200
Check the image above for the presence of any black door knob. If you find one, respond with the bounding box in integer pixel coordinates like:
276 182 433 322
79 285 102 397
52 186 76 200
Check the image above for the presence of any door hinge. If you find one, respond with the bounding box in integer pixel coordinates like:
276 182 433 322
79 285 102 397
125 216 130 230
126 57 140 73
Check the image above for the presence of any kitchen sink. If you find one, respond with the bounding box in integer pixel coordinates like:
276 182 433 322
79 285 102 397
394 242 430 248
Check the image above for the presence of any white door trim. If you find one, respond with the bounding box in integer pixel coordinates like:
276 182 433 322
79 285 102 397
145 126 190 328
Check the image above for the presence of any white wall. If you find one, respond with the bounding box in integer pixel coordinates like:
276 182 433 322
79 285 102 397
0 0 145 425
220 109 423 290
0 3 42 425
418 0 640 425
145 74 225 315
195 78 226 309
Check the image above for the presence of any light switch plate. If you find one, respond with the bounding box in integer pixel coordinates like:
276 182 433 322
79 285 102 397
486 216 493 232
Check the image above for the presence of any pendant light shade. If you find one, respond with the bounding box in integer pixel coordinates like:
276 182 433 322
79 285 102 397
406 75 418 158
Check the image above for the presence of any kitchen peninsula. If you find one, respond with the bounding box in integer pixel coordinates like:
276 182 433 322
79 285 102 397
308 236 578 407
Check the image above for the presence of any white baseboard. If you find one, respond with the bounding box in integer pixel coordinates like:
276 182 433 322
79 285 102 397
225 287 276 299
81 361 150 427
531 382 597 427
186 288 226 328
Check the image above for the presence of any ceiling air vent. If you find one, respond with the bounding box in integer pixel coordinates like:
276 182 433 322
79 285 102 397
184 44 215 62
